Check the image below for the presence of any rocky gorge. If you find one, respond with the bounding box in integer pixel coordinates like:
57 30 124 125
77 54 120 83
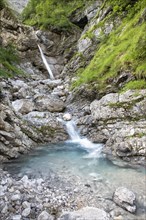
0 0 146 219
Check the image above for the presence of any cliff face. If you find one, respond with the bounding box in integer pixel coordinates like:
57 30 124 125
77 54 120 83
0 5 70 161
0 0 146 165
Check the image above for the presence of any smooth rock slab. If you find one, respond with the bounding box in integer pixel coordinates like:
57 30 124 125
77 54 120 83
113 187 136 213
59 207 110 220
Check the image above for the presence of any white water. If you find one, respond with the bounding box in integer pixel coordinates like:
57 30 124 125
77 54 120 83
66 120 103 158
38 44 55 80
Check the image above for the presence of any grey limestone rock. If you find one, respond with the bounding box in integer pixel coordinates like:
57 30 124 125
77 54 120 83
38 211 54 220
113 187 136 213
78 38 92 53
12 99 35 115
34 94 65 112
59 207 110 220
22 207 31 217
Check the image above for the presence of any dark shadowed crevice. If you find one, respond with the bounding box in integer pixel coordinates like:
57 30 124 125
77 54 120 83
72 16 88 29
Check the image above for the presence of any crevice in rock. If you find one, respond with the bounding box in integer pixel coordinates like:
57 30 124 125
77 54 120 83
72 16 88 29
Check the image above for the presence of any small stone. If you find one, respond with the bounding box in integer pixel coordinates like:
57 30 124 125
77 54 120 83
114 216 123 220
2 204 8 214
63 113 72 121
12 215 22 220
74 188 79 193
0 185 5 196
21 175 29 183
22 207 31 217
38 210 54 220
22 201 31 209
36 178 43 185
11 194 21 201
1 179 7 185
9 187 15 192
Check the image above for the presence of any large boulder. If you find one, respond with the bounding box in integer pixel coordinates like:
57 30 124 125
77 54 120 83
12 99 35 115
90 93 121 120
59 207 110 220
0 98 42 161
34 94 65 112
10 80 28 92
24 111 68 142
113 187 136 213
89 90 146 164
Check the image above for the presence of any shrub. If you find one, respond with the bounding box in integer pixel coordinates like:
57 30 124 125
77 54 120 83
0 45 23 78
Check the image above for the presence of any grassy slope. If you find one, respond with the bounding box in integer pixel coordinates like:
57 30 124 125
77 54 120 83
23 0 146 92
73 0 146 92
22 0 94 31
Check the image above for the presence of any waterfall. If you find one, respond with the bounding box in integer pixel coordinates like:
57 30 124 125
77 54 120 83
65 120 103 158
66 121 80 141
38 44 55 80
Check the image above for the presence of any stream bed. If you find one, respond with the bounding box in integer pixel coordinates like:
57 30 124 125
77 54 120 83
2 141 146 219
3 142 145 196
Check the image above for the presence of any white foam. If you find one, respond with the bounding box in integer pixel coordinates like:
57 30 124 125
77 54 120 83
65 120 103 158
38 44 55 80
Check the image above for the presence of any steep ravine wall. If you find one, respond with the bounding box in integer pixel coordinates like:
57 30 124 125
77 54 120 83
0 0 146 165
0 5 71 161
61 0 146 165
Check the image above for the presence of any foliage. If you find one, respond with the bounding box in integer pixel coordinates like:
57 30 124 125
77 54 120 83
0 0 7 10
73 0 146 92
122 80 146 91
0 45 23 78
22 0 94 30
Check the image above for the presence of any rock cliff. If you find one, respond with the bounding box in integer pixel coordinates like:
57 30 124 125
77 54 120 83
0 1 146 220
0 0 146 165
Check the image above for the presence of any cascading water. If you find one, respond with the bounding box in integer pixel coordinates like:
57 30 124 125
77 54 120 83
66 120 103 158
38 44 55 80
66 120 80 141
3 119 145 212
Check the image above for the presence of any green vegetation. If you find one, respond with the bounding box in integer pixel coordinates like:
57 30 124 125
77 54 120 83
0 0 7 10
0 45 23 78
122 80 146 91
22 0 94 30
127 132 146 139
73 0 146 92
0 1 23 78
109 96 145 110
